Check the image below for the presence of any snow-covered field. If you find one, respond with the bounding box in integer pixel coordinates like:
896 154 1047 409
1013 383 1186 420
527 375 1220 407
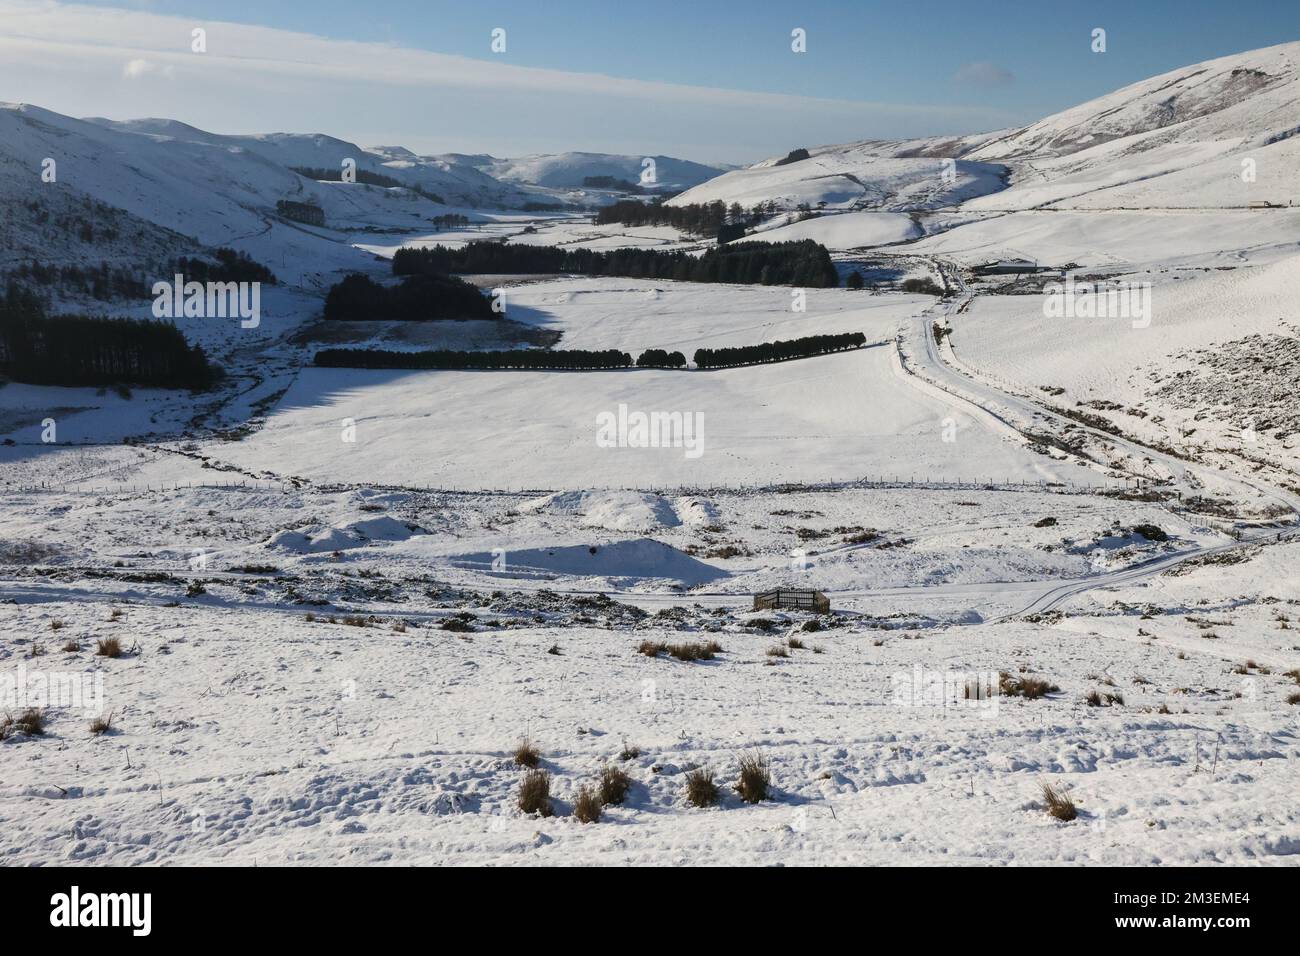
3 39 1299 867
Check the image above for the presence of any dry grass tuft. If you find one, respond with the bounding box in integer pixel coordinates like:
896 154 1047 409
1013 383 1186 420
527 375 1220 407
517 769 553 817
637 640 667 658
1 707 46 739
513 737 541 768
89 711 114 735
684 768 719 807
787 636 806 650
999 672 1057 700
766 645 789 659
61 640 80 653
599 764 632 805
1040 781 1077 821
572 783 602 823
736 751 771 804
619 740 641 762
95 637 122 658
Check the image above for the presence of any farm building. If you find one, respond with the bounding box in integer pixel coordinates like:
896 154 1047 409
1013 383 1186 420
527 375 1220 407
753 589 831 613
971 258 1049 276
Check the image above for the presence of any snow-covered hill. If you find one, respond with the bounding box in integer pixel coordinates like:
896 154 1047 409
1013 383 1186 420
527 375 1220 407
668 136 1007 213
454 151 727 192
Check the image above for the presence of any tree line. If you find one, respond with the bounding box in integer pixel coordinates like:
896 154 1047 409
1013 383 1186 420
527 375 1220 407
314 347 633 370
323 273 493 321
391 238 838 287
693 332 868 369
174 248 277 285
593 199 774 237
313 335 865 372
6 261 150 300
0 282 218 390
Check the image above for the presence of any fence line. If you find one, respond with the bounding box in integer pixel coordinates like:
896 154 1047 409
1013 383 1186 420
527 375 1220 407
1 475 1140 498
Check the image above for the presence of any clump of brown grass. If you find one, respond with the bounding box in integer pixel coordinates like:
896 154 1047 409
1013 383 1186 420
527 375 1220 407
1 707 46 739
766 645 789 659
572 783 602 823
667 642 717 662
599 764 632 805
89 711 114 735
95 637 122 658
619 740 641 762
637 640 667 657
61 640 80 653
787 636 806 650
736 751 771 804
999 672 1057 700
1286 691 1300 706
517 769 553 817
48 619 64 631
1040 781 1077 821
513 737 541 768
684 768 719 807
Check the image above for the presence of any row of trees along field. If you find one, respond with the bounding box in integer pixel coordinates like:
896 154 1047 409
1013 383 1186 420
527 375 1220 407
693 332 868 369
0 282 218 389
391 238 838 287
315 335 864 372
323 273 493 321
315 347 633 370
592 200 777 237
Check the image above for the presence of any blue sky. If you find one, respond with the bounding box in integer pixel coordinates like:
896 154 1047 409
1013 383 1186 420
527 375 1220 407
7 0 1299 162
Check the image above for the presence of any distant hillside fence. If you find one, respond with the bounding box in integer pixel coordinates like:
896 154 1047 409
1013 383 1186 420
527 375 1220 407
1 476 1134 498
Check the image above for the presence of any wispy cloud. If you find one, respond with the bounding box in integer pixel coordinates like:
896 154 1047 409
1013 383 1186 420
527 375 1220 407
0 1 1024 161
952 61 1015 89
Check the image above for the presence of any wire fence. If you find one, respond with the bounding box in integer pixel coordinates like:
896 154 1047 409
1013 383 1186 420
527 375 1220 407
1 475 1139 498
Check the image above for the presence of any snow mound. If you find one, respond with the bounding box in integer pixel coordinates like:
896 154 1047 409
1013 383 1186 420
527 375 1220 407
448 538 728 587
520 490 683 531
674 496 721 527
267 515 427 553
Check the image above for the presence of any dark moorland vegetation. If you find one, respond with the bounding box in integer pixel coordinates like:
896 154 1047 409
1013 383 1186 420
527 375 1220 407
323 273 493 321
314 346 632 370
693 332 868 369
174 248 277 286
0 282 218 389
392 238 838 288
7 260 150 300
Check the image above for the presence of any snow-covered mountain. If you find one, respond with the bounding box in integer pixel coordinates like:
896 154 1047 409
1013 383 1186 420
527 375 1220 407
85 118 536 209
447 151 727 192
667 135 1007 212
671 41 1300 215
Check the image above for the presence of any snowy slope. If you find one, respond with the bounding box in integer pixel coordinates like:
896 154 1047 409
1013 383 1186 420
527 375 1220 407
964 41 1300 211
667 136 1007 212
448 151 727 192
87 118 534 209
0 104 448 281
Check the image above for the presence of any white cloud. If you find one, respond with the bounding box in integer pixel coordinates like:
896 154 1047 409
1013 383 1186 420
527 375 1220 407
123 58 173 80
0 1 1026 161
